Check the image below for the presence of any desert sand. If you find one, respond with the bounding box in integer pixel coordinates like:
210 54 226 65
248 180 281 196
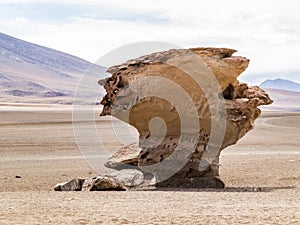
0 105 299 224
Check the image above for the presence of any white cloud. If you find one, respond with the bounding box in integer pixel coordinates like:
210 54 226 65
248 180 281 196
0 0 300 84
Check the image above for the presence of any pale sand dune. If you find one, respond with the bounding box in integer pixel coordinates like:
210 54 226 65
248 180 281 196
0 107 299 224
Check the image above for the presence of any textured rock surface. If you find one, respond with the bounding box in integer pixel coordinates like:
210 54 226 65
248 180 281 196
99 47 273 188
54 176 126 191
82 176 126 191
106 169 144 187
105 143 142 169
54 178 85 191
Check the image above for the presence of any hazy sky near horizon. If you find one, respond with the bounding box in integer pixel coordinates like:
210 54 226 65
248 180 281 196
0 0 299 84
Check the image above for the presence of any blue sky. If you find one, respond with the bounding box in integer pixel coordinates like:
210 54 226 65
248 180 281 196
0 0 300 84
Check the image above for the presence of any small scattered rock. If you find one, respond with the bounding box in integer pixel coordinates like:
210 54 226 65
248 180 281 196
15 176 21 179
81 178 96 191
105 143 142 169
107 169 144 187
91 176 126 191
54 176 126 191
54 178 85 191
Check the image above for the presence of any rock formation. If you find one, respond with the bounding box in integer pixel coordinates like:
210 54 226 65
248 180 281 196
99 47 273 188
54 170 144 191
54 176 127 191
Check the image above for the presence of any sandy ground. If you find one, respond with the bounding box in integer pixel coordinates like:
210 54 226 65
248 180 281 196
0 106 299 224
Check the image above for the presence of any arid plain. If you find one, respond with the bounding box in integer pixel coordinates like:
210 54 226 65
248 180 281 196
0 104 299 224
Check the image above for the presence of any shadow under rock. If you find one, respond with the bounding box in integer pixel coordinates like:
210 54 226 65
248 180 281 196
132 186 296 193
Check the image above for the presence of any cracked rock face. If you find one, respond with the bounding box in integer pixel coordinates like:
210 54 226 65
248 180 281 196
99 47 273 188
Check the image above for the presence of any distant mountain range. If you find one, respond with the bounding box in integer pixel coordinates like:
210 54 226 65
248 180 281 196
0 32 106 104
0 32 299 110
258 79 300 111
260 78 300 92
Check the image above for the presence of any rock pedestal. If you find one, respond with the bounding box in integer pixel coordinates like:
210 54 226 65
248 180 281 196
99 47 273 188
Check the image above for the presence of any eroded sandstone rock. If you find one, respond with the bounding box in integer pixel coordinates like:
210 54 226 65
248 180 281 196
54 176 126 191
99 47 273 188
105 143 142 169
54 178 85 191
82 176 126 191
106 169 144 187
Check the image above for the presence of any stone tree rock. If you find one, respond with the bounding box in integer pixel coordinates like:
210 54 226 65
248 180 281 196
99 47 273 188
